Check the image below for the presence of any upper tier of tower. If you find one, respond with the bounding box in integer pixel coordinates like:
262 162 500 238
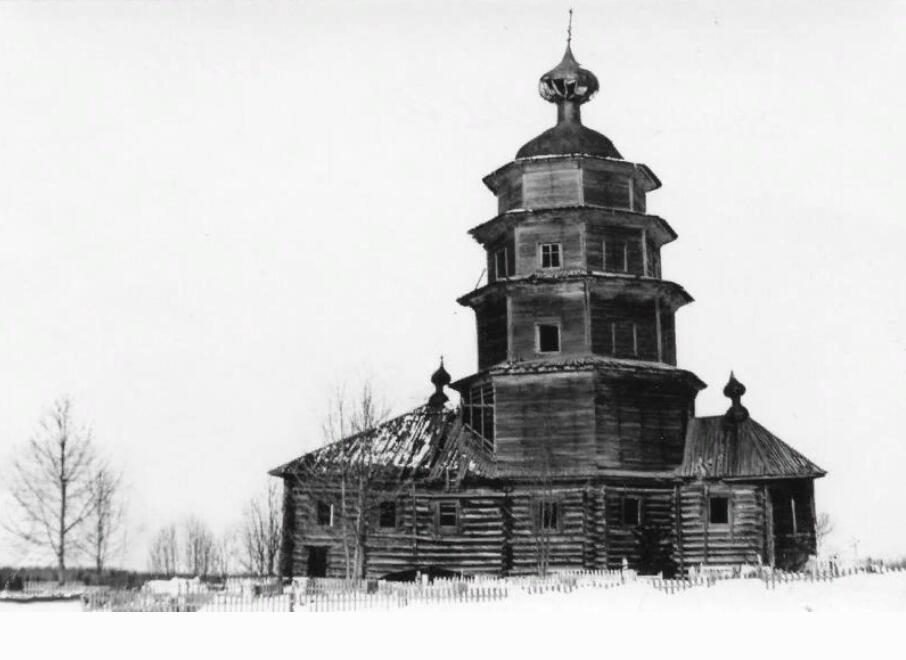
483 43 660 217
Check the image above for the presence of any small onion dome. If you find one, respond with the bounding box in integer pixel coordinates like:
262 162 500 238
517 43 621 160
431 359 451 388
539 44 599 105
428 358 451 409
723 371 750 425
723 372 747 400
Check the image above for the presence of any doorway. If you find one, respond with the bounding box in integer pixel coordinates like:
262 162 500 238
306 546 328 577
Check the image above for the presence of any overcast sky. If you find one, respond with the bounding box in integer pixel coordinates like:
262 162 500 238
1 1 904 568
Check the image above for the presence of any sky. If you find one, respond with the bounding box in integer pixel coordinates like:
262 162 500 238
0 0 904 569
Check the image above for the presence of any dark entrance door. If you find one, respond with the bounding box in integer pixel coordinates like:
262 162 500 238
306 546 328 577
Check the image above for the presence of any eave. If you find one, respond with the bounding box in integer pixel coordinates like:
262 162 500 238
482 154 661 194
456 271 694 313
468 206 678 248
452 355 707 392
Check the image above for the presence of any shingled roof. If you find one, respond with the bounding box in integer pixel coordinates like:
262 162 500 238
268 405 497 483
678 416 826 480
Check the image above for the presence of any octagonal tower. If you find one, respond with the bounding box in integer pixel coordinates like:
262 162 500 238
453 43 705 479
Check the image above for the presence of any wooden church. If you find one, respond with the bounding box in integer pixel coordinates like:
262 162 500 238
270 38 825 579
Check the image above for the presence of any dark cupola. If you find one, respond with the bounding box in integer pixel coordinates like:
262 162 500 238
427 358 452 409
723 372 750 425
517 34 621 160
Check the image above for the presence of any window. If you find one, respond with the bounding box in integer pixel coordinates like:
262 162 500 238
379 501 397 529
621 496 641 526
494 247 512 279
537 499 561 531
610 321 638 358
316 500 334 527
463 383 494 449
537 324 561 353
790 497 798 534
709 496 730 525
603 239 628 273
539 243 562 269
436 502 459 532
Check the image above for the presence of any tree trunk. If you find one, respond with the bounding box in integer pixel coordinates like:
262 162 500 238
58 448 67 585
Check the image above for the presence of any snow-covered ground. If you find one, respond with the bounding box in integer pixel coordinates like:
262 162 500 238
398 573 906 613
3 572 905 613
0 597 83 613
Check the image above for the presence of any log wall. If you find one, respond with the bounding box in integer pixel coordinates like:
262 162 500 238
677 482 766 567
521 161 582 209
602 485 676 570
494 372 597 475
508 282 588 359
594 380 692 471
514 218 585 274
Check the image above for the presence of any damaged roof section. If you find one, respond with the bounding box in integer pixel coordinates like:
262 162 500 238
679 416 826 480
269 406 498 484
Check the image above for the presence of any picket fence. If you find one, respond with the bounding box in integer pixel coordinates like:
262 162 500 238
80 563 904 611
647 563 906 595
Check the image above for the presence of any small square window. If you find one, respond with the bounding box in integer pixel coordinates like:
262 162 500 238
537 324 560 353
438 502 458 529
709 496 730 525
621 497 641 526
379 501 397 528
316 501 333 527
539 243 562 269
538 500 560 531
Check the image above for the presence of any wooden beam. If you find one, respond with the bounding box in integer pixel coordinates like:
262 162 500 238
641 228 648 276
764 484 775 567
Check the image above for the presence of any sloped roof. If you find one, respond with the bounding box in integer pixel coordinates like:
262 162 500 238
268 406 497 483
452 356 706 392
678 416 826 480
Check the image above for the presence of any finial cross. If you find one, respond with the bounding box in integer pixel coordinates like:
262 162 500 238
567 8 573 45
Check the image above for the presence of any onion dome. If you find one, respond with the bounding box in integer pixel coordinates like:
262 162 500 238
538 44 599 105
722 372 750 425
428 358 451 409
516 42 621 160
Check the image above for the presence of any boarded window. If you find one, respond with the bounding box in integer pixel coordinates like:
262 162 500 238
604 239 628 272
709 496 730 525
602 231 643 275
584 170 631 209
614 322 637 357
463 383 494 449
539 243 562 269
537 499 561 531
379 501 397 529
537 324 560 353
437 502 459 531
316 501 333 527
621 496 641 526
494 246 513 279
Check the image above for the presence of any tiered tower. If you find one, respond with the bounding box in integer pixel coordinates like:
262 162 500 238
454 42 706 477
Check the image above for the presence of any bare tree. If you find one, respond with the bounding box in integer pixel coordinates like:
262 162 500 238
210 530 236 579
816 512 835 551
183 516 216 578
78 465 126 577
238 482 282 577
3 398 99 583
529 442 556 577
287 380 394 579
148 523 180 576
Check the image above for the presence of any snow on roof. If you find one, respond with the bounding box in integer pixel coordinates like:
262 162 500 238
268 405 497 483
